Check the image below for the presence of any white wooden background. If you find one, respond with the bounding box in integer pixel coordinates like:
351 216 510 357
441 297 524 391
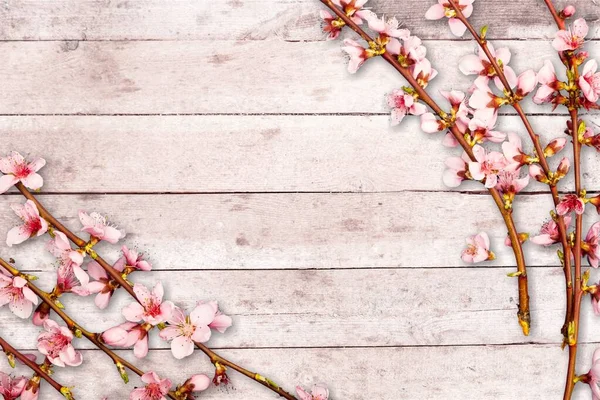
0 0 600 398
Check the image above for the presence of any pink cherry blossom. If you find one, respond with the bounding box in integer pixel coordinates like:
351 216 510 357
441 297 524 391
586 349 600 399
86 260 121 309
176 374 211 400
579 60 600 103
553 18 588 52
37 319 83 367
363 12 409 39
469 79 502 110
459 43 517 91
386 36 427 67
332 0 370 25
0 373 26 400
425 0 475 37
20 378 40 400
441 90 471 133
530 216 571 246
515 70 538 98
79 210 125 244
129 372 171 400
6 200 48 247
114 245 152 273
160 302 232 359
341 38 368 73
47 231 84 268
534 61 560 104
320 10 342 40
468 108 506 143
0 274 38 318
102 321 149 358
296 384 329 400
461 232 494 263
387 90 426 126
442 152 470 187
556 194 585 215
495 170 530 202
420 113 445 133
584 222 600 268
0 151 46 194
502 133 530 171
468 145 508 188
412 58 438 88
544 138 568 157
56 261 90 297
122 283 174 326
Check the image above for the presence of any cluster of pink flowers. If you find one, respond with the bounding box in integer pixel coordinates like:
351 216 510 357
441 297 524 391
0 371 39 400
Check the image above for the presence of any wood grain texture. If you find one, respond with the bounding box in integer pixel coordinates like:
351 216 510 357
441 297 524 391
2 267 600 349
0 345 594 400
0 0 596 41
0 192 589 270
1 115 599 193
0 39 594 114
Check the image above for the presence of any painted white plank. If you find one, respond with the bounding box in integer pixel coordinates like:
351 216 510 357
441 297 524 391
2 267 600 348
0 40 590 114
0 345 594 399
0 0 597 41
0 192 588 269
1 114 598 193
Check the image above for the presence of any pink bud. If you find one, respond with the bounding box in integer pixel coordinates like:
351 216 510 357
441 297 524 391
516 70 538 97
557 157 570 177
544 138 567 157
529 164 548 183
562 5 576 17
178 374 211 396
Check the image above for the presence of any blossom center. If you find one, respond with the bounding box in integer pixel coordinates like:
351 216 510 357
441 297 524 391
13 163 32 179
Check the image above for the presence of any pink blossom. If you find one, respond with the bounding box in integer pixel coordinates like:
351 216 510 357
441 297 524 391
579 60 600 103
468 145 508 188
586 349 600 399
495 170 530 201
176 375 211 400
584 222 600 268
32 302 51 326
502 133 529 171
320 10 342 40
86 260 121 309
469 79 502 110
37 319 83 367
332 0 370 25
79 210 125 244
129 372 171 400
364 12 409 39
441 90 470 132
6 200 48 247
387 90 426 126
0 373 26 400
420 113 445 133
386 36 427 67
56 261 90 297
442 152 470 188
515 70 538 98
534 61 560 104
461 232 494 263
530 216 571 246
544 138 567 157
468 108 506 143
160 302 232 359
556 194 585 215
341 38 368 73
102 322 149 358
122 283 174 326
459 43 516 91
47 231 84 268
553 18 588 52
114 245 152 273
425 0 475 37
0 275 38 318
20 378 40 400
296 384 329 400
412 58 438 88
0 151 46 194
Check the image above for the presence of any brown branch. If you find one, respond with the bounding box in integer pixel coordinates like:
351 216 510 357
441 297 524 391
0 257 179 400
0 336 74 399
320 0 531 335
12 183 298 400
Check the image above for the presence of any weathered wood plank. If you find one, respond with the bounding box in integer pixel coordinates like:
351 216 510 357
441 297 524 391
0 0 596 41
2 267 600 348
0 192 584 269
2 114 598 193
0 40 590 114
0 345 594 399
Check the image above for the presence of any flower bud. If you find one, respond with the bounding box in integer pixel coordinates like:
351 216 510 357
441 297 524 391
21 377 40 400
590 195 600 215
115 362 129 384
543 138 567 157
212 362 229 386
529 164 549 184
32 303 51 326
176 374 211 399
556 157 570 180
5 351 15 368
562 5 576 18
